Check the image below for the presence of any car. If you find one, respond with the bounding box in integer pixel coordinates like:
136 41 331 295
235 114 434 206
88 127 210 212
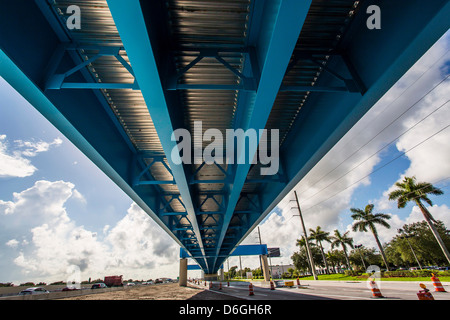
438 266 450 271
91 283 107 289
423 266 439 270
62 285 79 291
18 287 50 295
126 282 135 286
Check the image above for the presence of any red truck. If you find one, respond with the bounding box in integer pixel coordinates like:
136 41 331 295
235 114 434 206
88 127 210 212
104 275 123 287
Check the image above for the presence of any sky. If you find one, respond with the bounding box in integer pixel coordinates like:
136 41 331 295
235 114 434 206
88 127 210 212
0 31 449 285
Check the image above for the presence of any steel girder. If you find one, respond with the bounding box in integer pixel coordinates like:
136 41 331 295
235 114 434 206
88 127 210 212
1 0 449 276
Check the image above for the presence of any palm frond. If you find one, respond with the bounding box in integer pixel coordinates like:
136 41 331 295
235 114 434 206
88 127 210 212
352 221 367 232
388 189 404 200
365 204 374 213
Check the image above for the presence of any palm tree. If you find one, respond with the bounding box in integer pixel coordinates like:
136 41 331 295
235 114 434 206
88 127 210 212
309 226 332 274
388 176 450 264
350 204 391 271
331 230 354 271
296 236 315 248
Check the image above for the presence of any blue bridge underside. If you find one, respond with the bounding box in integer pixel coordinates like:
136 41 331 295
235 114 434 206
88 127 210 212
0 0 448 274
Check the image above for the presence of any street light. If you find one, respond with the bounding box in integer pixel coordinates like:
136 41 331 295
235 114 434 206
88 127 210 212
397 229 422 270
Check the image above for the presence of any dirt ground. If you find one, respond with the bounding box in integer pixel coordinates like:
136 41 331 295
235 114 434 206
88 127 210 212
61 283 242 300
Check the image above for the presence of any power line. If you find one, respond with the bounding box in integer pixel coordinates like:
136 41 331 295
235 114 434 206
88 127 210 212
299 99 449 205
300 124 450 212
271 50 450 220
296 72 449 199
304 49 450 188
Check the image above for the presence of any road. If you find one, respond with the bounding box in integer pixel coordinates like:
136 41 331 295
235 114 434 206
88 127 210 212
202 280 450 300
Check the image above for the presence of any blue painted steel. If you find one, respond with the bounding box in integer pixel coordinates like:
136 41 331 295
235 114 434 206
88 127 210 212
45 45 138 90
180 247 190 259
1 0 449 278
187 265 202 271
0 47 180 249
237 0 450 246
181 244 268 259
212 0 312 272
59 82 137 90
230 244 268 257
106 0 207 269
0 0 196 268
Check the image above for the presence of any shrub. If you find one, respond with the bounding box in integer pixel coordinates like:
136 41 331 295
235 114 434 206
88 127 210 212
383 270 450 278
344 270 363 277
384 271 412 278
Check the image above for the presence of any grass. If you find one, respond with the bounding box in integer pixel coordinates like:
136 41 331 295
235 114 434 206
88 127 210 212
229 272 450 282
292 273 450 282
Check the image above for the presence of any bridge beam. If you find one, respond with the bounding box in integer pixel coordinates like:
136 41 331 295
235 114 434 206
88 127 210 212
212 0 312 273
107 0 208 269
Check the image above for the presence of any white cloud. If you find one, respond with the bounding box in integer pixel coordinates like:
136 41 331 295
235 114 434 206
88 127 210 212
71 189 87 204
14 137 63 157
0 180 179 283
105 203 179 276
0 135 36 178
0 135 63 178
6 239 19 248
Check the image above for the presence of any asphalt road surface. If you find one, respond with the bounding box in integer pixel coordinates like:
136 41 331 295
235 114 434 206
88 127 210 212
203 280 450 300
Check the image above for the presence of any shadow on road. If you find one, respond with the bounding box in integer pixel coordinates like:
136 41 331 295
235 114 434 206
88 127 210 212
187 290 244 300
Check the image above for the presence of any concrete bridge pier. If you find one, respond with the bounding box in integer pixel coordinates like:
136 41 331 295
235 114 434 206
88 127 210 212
179 258 187 287
261 255 271 281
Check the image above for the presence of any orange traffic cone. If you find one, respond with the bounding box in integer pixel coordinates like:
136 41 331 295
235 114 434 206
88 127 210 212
431 273 446 292
270 281 275 290
249 283 254 296
417 283 435 300
369 280 383 298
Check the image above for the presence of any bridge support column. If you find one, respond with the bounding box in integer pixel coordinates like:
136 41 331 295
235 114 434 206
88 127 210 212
261 255 271 281
179 258 187 287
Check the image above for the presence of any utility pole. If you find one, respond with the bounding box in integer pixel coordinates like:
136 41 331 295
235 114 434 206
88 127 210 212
398 229 422 270
239 256 243 279
354 244 366 270
257 226 265 276
294 190 318 280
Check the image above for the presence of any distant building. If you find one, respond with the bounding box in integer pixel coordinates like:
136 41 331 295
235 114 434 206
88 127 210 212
269 264 295 278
